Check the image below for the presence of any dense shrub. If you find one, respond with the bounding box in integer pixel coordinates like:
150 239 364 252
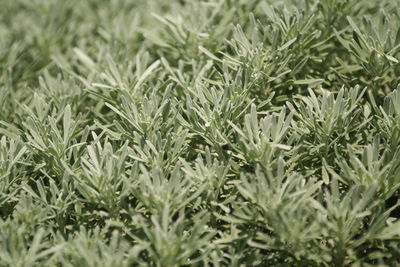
1 0 400 265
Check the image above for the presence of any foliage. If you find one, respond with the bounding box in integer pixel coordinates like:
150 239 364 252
1 0 400 266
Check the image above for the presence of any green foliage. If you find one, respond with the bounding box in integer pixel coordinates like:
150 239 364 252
1 0 400 266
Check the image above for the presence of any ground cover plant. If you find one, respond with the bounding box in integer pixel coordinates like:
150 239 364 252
1 0 400 265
